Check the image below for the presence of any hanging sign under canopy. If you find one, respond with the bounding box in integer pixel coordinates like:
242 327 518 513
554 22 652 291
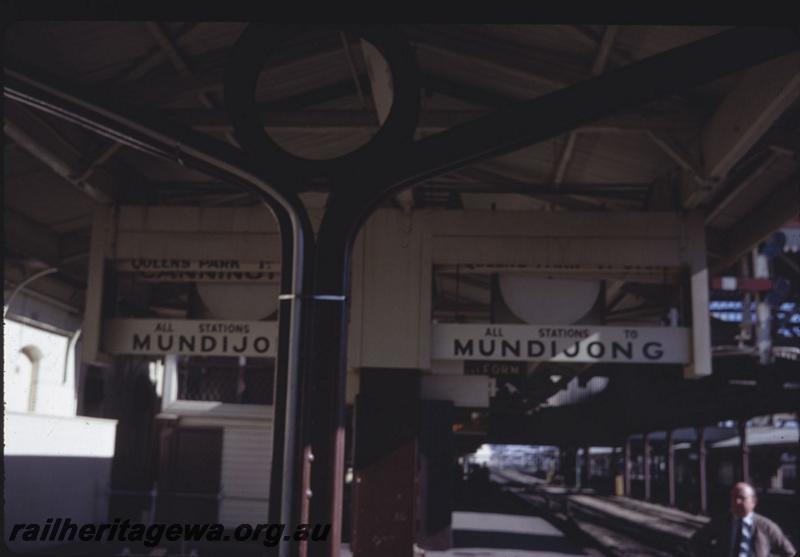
432 323 690 364
104 319 278 357
115 259 280 283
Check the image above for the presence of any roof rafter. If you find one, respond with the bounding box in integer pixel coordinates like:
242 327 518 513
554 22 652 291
4 101 113 204
406 24 588 89
685 52 800 208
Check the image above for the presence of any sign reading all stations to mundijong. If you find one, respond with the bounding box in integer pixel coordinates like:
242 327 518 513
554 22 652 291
104 319 278 357
432 324 690 364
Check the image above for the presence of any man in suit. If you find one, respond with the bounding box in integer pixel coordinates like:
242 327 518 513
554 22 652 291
691 482 796 556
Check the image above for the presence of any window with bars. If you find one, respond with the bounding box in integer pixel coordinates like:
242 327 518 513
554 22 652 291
176 355 274 405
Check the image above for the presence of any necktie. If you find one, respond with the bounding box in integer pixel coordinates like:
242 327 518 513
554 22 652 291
732 519 743 557
739 519 752 557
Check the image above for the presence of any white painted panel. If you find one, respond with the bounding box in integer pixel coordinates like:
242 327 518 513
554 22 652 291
416 220 434 369
4 415 116 551
116 205 146 230
115 232 281 261
685 211 712 377
117 207 279 233
3 319 75 416
359 210 427 368
432 237 682 267
427 210 683 239
143 207 202 231
4 412 117 458
228 207 281 233
219 425 272 528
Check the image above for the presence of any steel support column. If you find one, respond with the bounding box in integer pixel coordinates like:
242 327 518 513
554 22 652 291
697 426 708 514
667 429 676 507
796 411 800 503
581 445 591 490
624 437 631 497
643 433 652 502
739 418 750 483
304 206 359 556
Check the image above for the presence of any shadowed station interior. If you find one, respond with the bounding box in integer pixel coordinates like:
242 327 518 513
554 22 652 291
3 21 800 557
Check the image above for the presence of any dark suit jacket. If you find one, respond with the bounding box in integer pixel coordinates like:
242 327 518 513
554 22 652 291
691 512 796 556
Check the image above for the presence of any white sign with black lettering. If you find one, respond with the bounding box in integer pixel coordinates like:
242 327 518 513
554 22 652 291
432 324 690 364
104 319 278 357
115 259 280 283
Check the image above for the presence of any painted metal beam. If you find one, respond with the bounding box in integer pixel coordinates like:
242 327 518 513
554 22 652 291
168 107 701 133
5 209 61 267
716 171 800 269
389 28 800 194
684 53 800 210
406 25 587 89
702 53 800 182
4 103 113 204
361 37 415 211
553 26 619 188
129 32 346 105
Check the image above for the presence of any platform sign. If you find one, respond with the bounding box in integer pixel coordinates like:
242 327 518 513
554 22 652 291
432 324 690 364
464 360 526 377
104 319 278 357
115 259 280 282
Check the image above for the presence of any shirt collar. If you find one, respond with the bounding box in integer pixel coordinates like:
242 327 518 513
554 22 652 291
742 513 754 527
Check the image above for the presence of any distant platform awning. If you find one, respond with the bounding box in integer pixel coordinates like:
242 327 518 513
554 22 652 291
712 426 799 448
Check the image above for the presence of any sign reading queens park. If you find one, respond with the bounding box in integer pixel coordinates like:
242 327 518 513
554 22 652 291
432 323 690 364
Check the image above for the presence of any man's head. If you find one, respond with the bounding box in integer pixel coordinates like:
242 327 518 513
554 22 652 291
730 482 757 518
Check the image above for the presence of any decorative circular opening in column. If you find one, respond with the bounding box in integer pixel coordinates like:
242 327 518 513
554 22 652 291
225 24 420 186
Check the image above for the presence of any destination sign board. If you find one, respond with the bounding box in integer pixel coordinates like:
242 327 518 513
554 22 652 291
115 259 280 282
104 319 278 357
432 324 690 364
